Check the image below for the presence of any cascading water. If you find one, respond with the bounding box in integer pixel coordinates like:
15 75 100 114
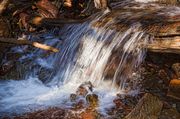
0 15 149 116
0 0 179 117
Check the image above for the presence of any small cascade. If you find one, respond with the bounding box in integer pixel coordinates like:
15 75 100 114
0 15 150 116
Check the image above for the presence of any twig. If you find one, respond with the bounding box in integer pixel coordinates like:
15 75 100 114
0 37 59 52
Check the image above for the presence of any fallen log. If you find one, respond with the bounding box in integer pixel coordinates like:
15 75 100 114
0 38 59 52
0 0 10 15
147 36 180 54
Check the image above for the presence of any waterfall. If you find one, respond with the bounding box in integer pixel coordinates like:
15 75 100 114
0 13 150 116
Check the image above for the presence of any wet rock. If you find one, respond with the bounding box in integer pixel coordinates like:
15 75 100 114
73 99 85 110
125 93 163 119
104 51 120 79
76 81 93 96
70 93 77 102
167 79 180 100
86 94 99 108
172 63 180 79
38 67 54 82
0 60 15 76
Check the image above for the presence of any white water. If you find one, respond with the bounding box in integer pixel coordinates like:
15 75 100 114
1 0 178 117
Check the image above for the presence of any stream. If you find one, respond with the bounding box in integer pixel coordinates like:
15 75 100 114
0 0 179 118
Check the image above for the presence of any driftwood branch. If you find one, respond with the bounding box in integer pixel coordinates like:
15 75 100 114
0 0 10 15
0 38 59 52
147 36 180 54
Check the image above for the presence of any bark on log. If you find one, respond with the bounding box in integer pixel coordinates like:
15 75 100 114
0 0 10 15
0 38 59 52
125 93 163 119
147 36 180 54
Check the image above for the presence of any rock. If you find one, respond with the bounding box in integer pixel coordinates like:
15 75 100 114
86 94 99 108
12 107 66 119
167 79 180 100
113 98 124 108
125 93 163 119
76 81 93 96
76 86 88 96
73 99 85 110
0 17 10 64
104 51 120 79
70 93 77 102
0 60 15 76
80 109 99 119
172 63 180 79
